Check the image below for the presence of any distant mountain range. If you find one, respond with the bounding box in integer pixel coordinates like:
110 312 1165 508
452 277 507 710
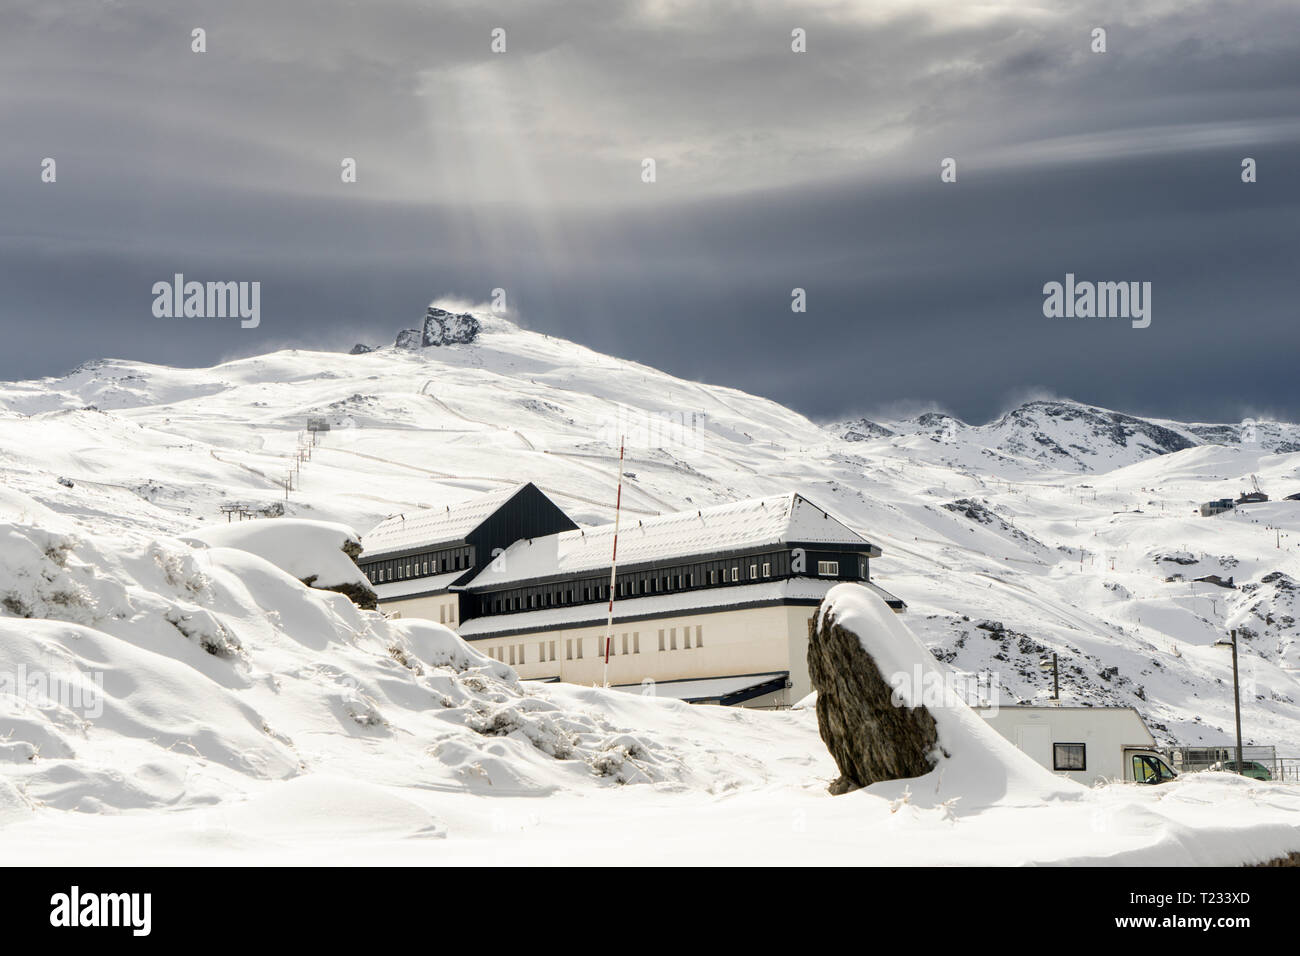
831 400 1300 473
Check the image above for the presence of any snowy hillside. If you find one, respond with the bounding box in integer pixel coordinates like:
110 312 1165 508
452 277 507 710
2 307 1299 862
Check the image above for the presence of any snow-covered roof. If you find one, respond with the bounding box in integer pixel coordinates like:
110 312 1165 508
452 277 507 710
361 484 528 559
612 672 789 704
463 493 878 589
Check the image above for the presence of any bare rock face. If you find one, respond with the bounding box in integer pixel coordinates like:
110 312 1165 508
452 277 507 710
808 607 941 794
394 328 422 350
422 307 480 346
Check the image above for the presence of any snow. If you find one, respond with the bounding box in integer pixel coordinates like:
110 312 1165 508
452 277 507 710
185 518 368 591
0 313 1298 863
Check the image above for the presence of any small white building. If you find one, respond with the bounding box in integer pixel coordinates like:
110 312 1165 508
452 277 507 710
981 705 1176 786
361 488 905 709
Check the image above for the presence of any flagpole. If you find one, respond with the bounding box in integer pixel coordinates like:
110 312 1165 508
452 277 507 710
603 437 625 688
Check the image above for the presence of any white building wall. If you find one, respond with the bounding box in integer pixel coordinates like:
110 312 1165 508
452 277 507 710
980 706 1157 786
382 592 460 627
439 603 820 704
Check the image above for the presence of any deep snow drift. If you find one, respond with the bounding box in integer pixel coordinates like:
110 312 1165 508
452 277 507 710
2 508 1296 864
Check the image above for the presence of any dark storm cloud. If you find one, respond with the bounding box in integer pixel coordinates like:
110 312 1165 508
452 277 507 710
1 0 1297 426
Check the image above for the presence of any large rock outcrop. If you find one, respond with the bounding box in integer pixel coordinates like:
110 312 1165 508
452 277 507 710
422 306 480 346
393 307 482 350
808 600 941 794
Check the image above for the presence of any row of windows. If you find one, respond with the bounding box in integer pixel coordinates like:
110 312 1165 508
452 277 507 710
484 626 705 666
362 545 473 584
475 552 859 618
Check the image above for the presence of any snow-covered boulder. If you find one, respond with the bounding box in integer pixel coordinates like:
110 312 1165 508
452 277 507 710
184 518 377 610
809 591 941 794
812 583 1081 807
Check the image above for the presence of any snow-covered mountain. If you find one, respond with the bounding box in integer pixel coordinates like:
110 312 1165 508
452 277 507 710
2 308 1299 862
833 400 1300 474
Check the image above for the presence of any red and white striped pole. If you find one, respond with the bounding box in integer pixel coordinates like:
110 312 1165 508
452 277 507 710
602 437 625 688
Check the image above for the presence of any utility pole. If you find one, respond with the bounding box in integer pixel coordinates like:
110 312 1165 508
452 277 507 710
1040 653 1059 701
1216 630 1245 774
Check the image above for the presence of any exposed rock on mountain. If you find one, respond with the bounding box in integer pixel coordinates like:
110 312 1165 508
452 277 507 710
422 307 481 347
835 418 896 442
988 401 1196 470
392 307 482 350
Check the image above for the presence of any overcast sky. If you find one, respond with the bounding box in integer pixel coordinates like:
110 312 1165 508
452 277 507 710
2 0 1297 425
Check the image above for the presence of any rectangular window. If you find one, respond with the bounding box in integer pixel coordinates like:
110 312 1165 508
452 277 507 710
750 564 757 579
731 567 739 582
658 629 665 652
762 562 771 578
670 628 677 651
817 560 839 576
439 606 446 624
566 639 573 661
517 644 525 664
695 625 703 648
508 646 516 665
683 628 691 650
538 642 546 661
621 633 629 655
633 632 640 654
1053 743 1086 771
548 641 556 661
709 570 717 585
576 638 583 659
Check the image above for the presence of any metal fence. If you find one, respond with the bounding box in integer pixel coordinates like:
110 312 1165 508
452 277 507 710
1157 745 1300 782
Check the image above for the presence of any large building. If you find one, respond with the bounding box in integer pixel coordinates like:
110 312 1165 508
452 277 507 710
358 485 904 708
